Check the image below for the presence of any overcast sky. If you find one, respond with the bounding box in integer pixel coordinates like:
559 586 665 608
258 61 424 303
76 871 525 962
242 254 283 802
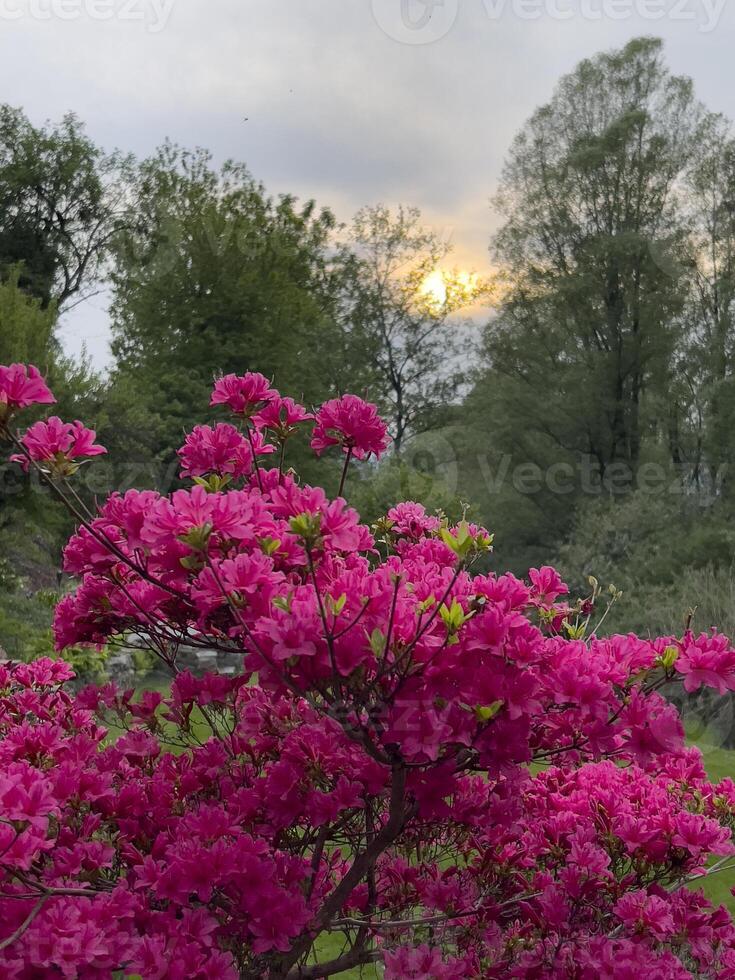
1 0 733 368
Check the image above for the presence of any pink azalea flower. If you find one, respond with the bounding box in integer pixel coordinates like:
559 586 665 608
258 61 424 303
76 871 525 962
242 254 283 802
676 632 735 695
11 417 106 473
387 501 441 539
210 372 278 416
178 423 255 479
384 945 468 980
311 394 390 460
0 363 55 420
671 810 735 862
529 565 568 606
253 396 313 438
615 891 676 940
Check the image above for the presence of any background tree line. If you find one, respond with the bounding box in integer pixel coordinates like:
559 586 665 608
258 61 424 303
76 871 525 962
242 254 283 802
2 35 735 660
460 36 735 635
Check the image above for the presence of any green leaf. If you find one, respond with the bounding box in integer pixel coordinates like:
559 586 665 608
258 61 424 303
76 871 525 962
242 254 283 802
289 512 323 542
193 474 232 493
475 700 504 723
563 620 587 640
658 645 679 670
258 536 281 556
368 628 386 658
178 522 213 552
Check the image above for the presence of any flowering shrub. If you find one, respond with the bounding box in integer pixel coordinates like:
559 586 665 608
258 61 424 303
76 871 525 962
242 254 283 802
2 365 735 977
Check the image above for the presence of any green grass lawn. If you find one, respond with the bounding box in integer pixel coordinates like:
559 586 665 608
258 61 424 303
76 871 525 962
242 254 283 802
311 934 381 980
697 742 735 784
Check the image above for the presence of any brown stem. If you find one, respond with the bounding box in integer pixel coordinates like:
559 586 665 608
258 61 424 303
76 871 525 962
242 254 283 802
332 597 372 640
0 895 49 950
305 549 340 695
245 426 264 492
284 947 382 980
330 891 542 932
202 555 322 710
337 448 353 499
276 763 409 977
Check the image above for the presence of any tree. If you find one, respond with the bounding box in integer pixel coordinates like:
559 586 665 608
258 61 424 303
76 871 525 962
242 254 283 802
454 37 716 571
0 106 132 308
680 114 735 489
340 205 487 452
483 37 703 481
109 144 352 468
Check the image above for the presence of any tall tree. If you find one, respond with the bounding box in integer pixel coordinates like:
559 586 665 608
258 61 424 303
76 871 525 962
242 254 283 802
341 205 486 452
453 37 717 571
0 106 132 309
680 115 735 489
483 37 703 481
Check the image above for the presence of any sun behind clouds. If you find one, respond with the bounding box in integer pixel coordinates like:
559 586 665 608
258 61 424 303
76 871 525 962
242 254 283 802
419 268 489 313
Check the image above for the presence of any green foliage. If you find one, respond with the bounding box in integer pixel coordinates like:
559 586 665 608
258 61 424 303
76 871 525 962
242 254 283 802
0 562 107 678
622 566 735 639
554 489 735 637
0 511 60 662
349 455 465 529
0 555 18 591
128 648 157 675
108 144 350 469
0 268 57 365
0 590 54 662
0 105 132 308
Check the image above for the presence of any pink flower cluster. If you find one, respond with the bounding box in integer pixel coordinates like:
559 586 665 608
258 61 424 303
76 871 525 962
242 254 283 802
311 393 390 460
178 423 274 480
254 396 314 438
11 417 106 474
210 371 276 416
0 363 55 423
3 368 735 977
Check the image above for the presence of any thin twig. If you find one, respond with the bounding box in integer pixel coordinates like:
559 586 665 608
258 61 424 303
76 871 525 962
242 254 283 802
0 896 49 951
337 448 353 499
